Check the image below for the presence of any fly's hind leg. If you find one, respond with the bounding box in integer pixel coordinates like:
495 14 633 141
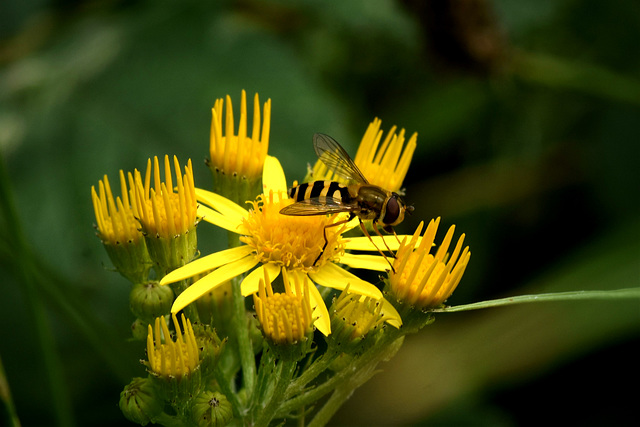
314 213 355 266
359 220 397 274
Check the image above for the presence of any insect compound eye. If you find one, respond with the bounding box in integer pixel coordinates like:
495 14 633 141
382 195 401 225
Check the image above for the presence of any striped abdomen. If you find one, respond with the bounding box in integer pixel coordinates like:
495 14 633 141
288 180 352 203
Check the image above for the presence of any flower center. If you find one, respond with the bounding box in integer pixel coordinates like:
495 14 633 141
241 192 346 271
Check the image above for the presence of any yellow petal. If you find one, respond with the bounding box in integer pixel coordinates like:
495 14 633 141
160 245 254 286
262 155 288 195
298 272 331 336
197 205 248 234
339 253 391 272
195 188 248 221
309 263 382 299
343 235 420 251
240 263 281 296
171 254 259 313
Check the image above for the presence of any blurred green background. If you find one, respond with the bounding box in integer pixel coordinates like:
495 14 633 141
1 0 638 425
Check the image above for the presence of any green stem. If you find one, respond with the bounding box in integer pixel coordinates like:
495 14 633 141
251 344 276 411
432 288 640 313
285 349 339 399
308 333 405 427
277 332 404 418
213 362 243 420
230 276 256 403
254 359 297 427
170 280 200 323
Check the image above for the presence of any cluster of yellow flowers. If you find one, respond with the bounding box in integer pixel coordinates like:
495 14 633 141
94 90 470 426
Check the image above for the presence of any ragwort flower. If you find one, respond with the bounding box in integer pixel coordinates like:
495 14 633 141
160 156 403 335
310 117 417 193
133 155 198 274
91 170 151 283
388 217 471 309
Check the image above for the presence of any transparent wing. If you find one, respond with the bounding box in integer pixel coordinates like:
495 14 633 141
279 197 358 216
313 133 369 184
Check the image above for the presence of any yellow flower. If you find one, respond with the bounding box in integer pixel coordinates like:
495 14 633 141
311 118 417 193
92 171 141 245
253 269 315 345
133 155 198 239
208 90 271 180
91 171 151 283
146 313 200 378
389 218 471 309
160 156 404 335
132 155 198 274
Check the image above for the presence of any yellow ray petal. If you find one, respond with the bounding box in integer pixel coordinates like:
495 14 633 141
160 245 254 286
262 155 288 195
309 263 382 300
240 263 281 296
339 253 391 272
195 188 249 220
343 235 420 251
197 205 248 234
308 282 331 336
171 255 260 313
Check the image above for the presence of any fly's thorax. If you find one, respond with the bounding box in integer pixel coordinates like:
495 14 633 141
353 184 390 221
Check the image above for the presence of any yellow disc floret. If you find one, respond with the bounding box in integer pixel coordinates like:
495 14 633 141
253 269 314 345
241 191 346 272
146 313 200 378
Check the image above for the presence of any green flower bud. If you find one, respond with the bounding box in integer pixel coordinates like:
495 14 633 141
119 377 163 426
188 391 233 427
191 322 225 380
326 287 390 355
129 281 174 324
131 318 149 341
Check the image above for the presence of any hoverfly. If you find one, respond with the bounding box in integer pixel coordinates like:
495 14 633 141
279 133 414 270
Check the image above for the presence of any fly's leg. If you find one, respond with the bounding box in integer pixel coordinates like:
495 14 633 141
359 220 397 274
314 213 355 266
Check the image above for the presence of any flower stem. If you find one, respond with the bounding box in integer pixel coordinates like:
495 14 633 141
254 359 297 427
432 288 640 313
284 349 340 399
308 333 405 426
230 276 256 402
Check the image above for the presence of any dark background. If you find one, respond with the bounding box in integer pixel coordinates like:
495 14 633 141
1 0 638 425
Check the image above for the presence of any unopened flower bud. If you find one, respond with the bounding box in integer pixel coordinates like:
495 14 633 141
130 318 149 341
327 285 399 354
188 390 233 427
119 377 163 425
129 281 174 324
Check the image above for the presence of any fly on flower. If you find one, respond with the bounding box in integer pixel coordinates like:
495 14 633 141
280 133 414 270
